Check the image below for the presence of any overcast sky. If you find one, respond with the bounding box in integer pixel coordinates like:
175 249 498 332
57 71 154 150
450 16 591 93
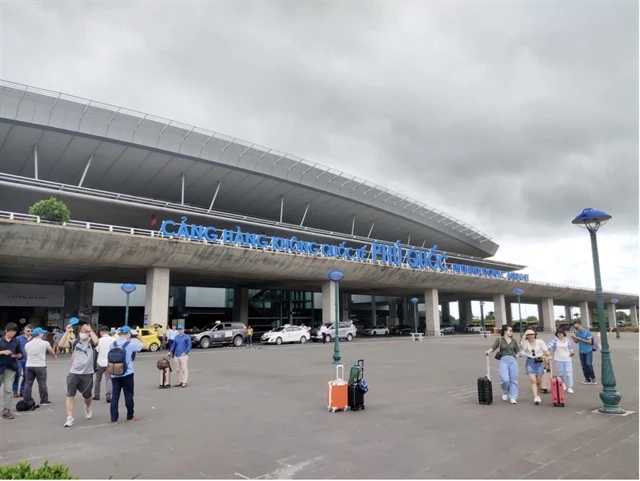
1 1 638 314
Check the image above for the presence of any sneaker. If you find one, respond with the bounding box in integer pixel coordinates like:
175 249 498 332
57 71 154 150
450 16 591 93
92 395 100 401
534 396 541 405
64 417 75 427
509 399 517 404
582 381 592 385
127 416 140 423
502 394 508 402
85 407 92 420
40 401 52 405
567 388 574 394
591 380 598 385
1 410 15 420
106 396 111 403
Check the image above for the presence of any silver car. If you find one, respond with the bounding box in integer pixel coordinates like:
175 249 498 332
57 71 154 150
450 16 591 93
311 321 357 342
190 322 247 348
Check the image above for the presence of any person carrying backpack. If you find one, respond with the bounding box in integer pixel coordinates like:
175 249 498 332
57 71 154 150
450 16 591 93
107 326 147 424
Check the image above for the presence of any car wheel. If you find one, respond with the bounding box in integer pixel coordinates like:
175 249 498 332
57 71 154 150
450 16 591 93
372 331 377 336
233 335 244 347
275 337 283 345
300 336 307 344
149 343 159 352
326 335 332 342
384 330 389 335
346 334 353 342
200 337 211 349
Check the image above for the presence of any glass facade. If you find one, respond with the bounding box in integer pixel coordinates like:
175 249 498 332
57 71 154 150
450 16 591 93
225 289 315 327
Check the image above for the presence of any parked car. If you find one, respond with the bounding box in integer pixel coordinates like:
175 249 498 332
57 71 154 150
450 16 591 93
311 322 357 342
136 327 162 351
465 326 483 333
363 325 390 336
261 325 310 345
190 322 247 348
441 326 455 335
390 324 414 336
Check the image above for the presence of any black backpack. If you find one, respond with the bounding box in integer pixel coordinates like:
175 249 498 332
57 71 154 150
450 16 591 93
16 399 38 412
107 341 130 376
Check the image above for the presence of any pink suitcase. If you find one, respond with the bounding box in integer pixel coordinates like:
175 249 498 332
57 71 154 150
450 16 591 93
550 362 565 407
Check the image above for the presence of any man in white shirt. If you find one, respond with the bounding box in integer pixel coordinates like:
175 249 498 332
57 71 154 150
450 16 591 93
167 325 178 351
93 325 113 403
320 324 328 344
23 327 57 405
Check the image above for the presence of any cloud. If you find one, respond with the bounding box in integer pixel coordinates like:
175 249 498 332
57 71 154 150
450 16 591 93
2 1 637 292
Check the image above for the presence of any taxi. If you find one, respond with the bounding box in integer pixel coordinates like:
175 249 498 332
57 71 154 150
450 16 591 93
129 326 162 352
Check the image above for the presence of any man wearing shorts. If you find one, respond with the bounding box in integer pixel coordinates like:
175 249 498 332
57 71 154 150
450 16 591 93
58 320 99 427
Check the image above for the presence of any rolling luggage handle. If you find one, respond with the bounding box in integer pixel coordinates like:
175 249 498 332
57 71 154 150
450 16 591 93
485 355 491 381
336 364 345 381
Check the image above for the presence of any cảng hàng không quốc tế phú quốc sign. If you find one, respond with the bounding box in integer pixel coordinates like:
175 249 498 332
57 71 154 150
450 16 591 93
158 217 530 282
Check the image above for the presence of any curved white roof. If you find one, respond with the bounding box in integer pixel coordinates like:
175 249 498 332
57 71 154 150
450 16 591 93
0 80 499 258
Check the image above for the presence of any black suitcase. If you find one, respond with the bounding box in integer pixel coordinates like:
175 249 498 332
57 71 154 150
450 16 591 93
478 356 493 405
348 384 366 411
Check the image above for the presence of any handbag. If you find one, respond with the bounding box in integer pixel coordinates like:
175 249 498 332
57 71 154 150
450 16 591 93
494 338 503 360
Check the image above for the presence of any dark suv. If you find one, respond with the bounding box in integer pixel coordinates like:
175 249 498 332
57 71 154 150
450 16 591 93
190 322 247 348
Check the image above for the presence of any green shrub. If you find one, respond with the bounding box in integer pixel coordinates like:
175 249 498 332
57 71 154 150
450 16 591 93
0 460 77 479
28 197 70 223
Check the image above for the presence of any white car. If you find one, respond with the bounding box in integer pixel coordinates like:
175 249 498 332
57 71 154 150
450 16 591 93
363 325 390 336
261 325 310 345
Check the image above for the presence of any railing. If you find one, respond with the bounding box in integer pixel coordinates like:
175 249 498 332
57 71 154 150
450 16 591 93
0 173 522 270
0 210 635 298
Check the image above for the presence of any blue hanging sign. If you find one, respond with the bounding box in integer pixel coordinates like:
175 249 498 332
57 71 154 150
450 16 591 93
158 217 530 282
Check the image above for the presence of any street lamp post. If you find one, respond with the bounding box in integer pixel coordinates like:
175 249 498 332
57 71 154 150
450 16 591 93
328 270 345 365
479 301 486 338
410 297 419 335
120 283 137 327
611 298 620 339
572 208 623 414
513 288 524 338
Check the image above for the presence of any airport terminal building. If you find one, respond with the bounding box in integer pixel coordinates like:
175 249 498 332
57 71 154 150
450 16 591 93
0 80 638 334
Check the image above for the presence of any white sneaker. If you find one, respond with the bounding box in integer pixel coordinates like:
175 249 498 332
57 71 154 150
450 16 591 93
591 381 598 385
534 396 541 405
510 398 517 404
567 388 574 394
502 394 508 401
85 407 92 420
64 417 75 428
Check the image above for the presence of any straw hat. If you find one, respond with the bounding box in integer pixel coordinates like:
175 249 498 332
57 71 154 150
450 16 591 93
523 329 536 337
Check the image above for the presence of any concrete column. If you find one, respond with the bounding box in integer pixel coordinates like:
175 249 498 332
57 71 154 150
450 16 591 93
233 288 249 325
540 298 555 333
458 299 472 326
493 294 506 329
579 300 591 328
63 281 94 322
321 281 336 325
441 302 450 325
505 303 513 326
424 288 440 336
630 305 638 327
341 293 350 322
144 267 170 328
564 305 572 325
370 295 377 327
607 302 616 330
389 298 398 326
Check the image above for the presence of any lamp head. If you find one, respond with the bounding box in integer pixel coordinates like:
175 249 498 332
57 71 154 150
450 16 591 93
611 298 618 304
121 283 137 294
327 270 345 282
513 288 524 296
479 301 485 306
410 297 418 304
572 208 611 234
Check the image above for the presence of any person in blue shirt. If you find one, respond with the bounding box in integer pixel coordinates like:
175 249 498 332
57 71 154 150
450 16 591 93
169 325 191 388
13 324 33 397
571 321 596 385
109 326 147 424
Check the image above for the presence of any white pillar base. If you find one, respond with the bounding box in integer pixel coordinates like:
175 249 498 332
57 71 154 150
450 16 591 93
540 298 555 333
493 294 506 329
630 305 638 327
322 281 336 325
425 288 440 336
579 301 591 329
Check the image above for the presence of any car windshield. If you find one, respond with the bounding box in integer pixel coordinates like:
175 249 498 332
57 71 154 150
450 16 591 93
270 327 285 332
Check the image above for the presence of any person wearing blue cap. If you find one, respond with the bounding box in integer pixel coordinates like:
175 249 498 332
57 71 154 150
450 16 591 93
108 325 147 424
23 327 57 406
169 325 190 388
12 324 33 398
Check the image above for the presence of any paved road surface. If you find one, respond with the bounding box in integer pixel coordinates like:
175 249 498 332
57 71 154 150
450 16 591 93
0 334 637 479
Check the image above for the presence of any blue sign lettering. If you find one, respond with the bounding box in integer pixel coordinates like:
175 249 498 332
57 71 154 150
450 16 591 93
158 217 529 282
